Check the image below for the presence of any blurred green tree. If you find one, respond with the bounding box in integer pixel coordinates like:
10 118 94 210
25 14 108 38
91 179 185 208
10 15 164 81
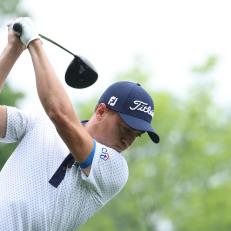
0 0 28 18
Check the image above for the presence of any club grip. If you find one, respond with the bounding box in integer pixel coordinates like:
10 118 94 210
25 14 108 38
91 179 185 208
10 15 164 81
13 23 22 36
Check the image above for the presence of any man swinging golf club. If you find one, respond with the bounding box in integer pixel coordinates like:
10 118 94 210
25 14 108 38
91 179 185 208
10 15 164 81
0 17 159 231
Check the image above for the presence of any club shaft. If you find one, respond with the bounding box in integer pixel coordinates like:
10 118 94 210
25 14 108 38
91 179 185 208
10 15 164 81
13 23 76 57
39 34 76 57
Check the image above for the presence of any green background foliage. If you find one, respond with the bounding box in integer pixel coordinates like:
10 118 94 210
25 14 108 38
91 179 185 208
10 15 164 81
1 1 231 230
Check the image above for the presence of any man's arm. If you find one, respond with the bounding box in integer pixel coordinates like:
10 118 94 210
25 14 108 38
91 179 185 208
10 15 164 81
0 106 7 138
0 25 25 138
0 26 24 91
28 35 94 166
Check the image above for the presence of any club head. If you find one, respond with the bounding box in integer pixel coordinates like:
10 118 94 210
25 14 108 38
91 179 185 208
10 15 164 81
65 56 98 89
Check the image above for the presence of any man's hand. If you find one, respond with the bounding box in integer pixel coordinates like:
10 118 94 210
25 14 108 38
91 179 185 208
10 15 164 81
10 17 40 47
6 21 24 51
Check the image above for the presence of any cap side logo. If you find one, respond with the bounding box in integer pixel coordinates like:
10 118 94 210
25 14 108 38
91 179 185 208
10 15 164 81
108 96 118 106
129 100 154 117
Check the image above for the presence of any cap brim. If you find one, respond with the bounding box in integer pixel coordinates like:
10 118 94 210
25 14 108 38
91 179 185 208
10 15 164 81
118 113 160 143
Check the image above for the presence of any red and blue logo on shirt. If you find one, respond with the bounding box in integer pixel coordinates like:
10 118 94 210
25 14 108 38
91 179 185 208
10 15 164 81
100 147 109 161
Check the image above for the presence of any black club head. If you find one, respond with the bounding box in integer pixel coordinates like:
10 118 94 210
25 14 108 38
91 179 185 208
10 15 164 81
65 56 98 89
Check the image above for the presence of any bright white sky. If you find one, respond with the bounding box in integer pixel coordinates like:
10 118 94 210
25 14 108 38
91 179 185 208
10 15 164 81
0 0 230 111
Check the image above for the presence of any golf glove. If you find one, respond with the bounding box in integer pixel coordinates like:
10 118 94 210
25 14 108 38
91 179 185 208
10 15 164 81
11 17 40 47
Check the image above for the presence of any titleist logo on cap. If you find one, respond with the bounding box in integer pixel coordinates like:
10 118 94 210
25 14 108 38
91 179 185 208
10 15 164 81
129 100 154 117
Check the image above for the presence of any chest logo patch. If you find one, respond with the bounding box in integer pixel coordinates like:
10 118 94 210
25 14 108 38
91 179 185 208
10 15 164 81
100 147 109 161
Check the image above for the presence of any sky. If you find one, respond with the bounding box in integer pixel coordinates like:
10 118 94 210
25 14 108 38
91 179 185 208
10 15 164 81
0 0 231 111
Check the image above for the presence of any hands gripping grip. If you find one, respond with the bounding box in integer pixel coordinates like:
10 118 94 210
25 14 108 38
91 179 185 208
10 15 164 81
12 18 40 47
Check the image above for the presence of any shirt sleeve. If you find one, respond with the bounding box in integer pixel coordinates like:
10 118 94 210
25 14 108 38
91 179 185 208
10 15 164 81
80 141 129 203
0 106 36 143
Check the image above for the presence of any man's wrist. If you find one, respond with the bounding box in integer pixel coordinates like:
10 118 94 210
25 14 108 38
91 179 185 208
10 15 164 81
5 43 24 57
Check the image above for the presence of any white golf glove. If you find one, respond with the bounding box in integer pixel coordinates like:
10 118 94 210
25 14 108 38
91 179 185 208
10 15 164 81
11 17 40 47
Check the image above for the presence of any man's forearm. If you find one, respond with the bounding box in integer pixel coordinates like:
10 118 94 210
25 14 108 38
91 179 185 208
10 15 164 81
28 40 79 124
27 40 95 164
0 44 23 92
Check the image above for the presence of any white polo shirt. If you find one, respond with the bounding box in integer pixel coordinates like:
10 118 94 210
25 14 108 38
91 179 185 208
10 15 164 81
0 106 129 231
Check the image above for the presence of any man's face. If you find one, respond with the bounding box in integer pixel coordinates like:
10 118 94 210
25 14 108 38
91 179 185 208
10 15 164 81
96 106 143 152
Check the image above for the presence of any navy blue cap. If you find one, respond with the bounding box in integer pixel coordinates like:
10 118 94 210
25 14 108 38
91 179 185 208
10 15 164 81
98 81 160 143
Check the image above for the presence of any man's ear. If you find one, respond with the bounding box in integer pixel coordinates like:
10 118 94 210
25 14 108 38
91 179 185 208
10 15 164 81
95 103 107 121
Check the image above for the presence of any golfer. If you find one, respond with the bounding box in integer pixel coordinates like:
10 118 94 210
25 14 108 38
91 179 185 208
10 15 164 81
0 17 159 231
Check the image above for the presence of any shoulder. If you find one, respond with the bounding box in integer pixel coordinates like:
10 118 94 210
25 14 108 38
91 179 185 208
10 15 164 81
95 142 128 177
6 106 41 122
82 141 129 202
6 106 54 132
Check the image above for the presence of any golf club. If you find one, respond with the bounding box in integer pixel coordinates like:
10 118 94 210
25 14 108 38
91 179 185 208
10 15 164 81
13 23 98 89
